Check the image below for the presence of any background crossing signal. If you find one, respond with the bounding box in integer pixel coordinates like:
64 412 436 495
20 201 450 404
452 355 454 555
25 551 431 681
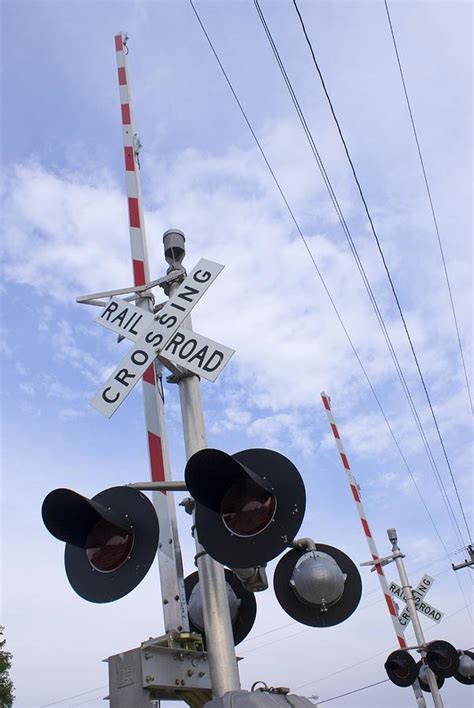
42 486 159 603
273 543 362 627
384 650 418 688
425 640 459 679
454 650 474 685
185 448 305 567
185 569 256 646
416 660 445 692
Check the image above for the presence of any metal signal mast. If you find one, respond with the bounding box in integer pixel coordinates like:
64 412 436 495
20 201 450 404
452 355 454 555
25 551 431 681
41 33 370 708
112 32 240 693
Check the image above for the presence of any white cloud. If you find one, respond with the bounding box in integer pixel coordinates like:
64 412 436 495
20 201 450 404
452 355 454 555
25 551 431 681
50 319 104 385
18 381 35 396
1 4 472 706
58 407 86 419
1 123 471 465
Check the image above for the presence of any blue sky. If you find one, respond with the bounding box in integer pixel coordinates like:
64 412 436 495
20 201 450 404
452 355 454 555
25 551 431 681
1 1 472 707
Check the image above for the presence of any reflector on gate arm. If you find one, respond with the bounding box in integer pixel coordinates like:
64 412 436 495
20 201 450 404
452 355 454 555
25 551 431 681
41 486 159 603
185 448 306 568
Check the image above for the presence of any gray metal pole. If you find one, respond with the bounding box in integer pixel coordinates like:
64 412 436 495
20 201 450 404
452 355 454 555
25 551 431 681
166 236 240 697
387 529 444 708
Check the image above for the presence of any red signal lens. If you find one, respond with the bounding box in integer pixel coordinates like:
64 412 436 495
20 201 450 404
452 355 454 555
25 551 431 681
392 661 410 679
220 478 276 537
85 519 134 573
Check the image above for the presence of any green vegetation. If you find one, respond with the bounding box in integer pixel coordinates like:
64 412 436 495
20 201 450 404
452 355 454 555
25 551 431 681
0 626 14 708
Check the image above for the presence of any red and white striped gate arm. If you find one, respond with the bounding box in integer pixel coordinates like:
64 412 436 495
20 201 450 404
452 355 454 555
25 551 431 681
115 32 149 286
320 391 406 648
320 392 427 707
114 32 188 632
321 393 429 706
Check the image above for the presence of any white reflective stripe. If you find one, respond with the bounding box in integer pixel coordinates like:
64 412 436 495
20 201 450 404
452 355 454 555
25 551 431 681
125 171 139 198
122 126 134 147
119 84 129 104
129 228 145 261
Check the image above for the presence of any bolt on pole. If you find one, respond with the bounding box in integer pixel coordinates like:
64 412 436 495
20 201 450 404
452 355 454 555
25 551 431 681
164 230 241 697
387 529 444 708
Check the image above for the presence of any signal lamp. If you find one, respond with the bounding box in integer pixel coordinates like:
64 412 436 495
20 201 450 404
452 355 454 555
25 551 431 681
417 660 445 692
273 544 362 627
384 650 418 687
184 569 257 646
42 486 159 603
185 448 305 567
425 639 459 679
454 650 474 685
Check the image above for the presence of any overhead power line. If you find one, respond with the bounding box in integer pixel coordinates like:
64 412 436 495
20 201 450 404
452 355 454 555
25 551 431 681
315 678 390 704
253 0 466 560
384 0 473 416
189 0 472 566
40 686 106 707
188 0 463 555
292 0 472 545
293 599 473 692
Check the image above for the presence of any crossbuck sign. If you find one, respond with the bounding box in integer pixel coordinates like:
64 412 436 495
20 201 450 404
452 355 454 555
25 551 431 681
388 574 444 627
92 258 233 418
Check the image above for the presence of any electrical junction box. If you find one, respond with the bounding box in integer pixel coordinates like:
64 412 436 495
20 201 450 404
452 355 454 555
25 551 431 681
204 691 315 708
107 635 212 707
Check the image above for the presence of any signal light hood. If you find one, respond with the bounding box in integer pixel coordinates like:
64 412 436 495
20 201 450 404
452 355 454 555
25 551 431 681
186 448 305 568
42 485 159 603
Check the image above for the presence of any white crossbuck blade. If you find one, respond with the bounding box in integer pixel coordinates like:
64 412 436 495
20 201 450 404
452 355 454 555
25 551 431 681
96 296 234 382
92 258 229 418
388 574 444 626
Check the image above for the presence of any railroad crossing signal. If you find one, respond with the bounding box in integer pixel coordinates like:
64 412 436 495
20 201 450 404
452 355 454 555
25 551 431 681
185 569 257 646
384 650 445 693
388 574 444 626
273 544 362 627
454 650 474 685
384 650 419 688
385 642 472 693
184 447 306 567
416 661 445 693
96 296 234 382
425 640 460 679
42 486 159 602
92 258 229 417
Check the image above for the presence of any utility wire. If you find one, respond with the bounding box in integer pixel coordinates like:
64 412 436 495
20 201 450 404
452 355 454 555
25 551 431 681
384 0 473 416
40 687 106 707
242 560 469 658
45 599 473 708
292 0 472 545
253 0 465 559
254 0 471 617
293 600 473 691
315 678 390 704
188 0 466 559
241 545 461 643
